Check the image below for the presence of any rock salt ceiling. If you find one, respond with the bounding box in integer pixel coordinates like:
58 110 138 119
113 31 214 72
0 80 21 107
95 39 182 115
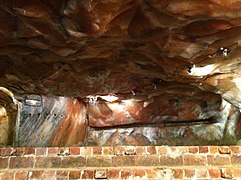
0 0 241 146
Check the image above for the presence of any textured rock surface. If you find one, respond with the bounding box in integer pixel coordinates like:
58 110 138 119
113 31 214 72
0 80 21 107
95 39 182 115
0 88 18 146
88 100 241 146
88 82 222 127
18 96 86 147
0 106 9 146
0 0 240 106
0 0 241 146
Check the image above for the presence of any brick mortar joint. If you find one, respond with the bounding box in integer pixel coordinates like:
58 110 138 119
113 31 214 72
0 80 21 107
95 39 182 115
1 146 241 149
0 146 241 152
3 153 240 158
2 155 239 160
1 165 241 171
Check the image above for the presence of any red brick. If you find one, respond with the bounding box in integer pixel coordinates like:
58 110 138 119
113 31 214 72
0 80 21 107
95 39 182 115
0 172 14 180
102 147 114 155
218 146 230 154
121 170 133 178
159 155 183 166
133 169 145 178
69 171 81 179
81 170 94 179
136 147 146 155
11 148 25 156
195 169 208 178
172 169 183 179
70 147 80 155
48 147 59 155
24 147 35 155
9 157 34 169
146 169 156 178
35 157 62 168
112 156 135 167
93 147 102 155
173 147 188 154
94 169 107 179
199 146 209 153
207 155 230 165
184 169 195 178
108 169 120 179
58 147 70 156
146 146 156 155
62 156 85 168
86 156 112 167
188 146 199 153
85 147 92 156
124 146 136 155
135 156 159 166
0 157 9 169
221 168 234 179
14 171 28 180
156 146 168 154
1 148 13 156
35 148 47 156
230 146 241 155
183 154 207 166
234 169 241 178
208 168 221 178
210 146 218 154
56 170 69 179
29 171 44 179
42 170 56 179
231 155 241 165
114 147 125 156
167 147 188 155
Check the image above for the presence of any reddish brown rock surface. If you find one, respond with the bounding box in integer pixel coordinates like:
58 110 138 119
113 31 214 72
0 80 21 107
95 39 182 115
0 0 240 106
51 99 87 146
17 96 87 147
88 82 222 127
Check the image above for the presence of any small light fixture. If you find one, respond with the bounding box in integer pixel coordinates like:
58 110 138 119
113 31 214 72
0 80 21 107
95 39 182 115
99 95 118 102
190 64 217 76
152 83 157 90
87 95 98 105
87 94 119 103
131 90 135 96
188 64 217 76
220 47 229 57
25 95 42 107
187 66 192 73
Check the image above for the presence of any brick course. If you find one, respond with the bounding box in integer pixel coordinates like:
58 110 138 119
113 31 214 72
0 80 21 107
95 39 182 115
0 146 240 179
